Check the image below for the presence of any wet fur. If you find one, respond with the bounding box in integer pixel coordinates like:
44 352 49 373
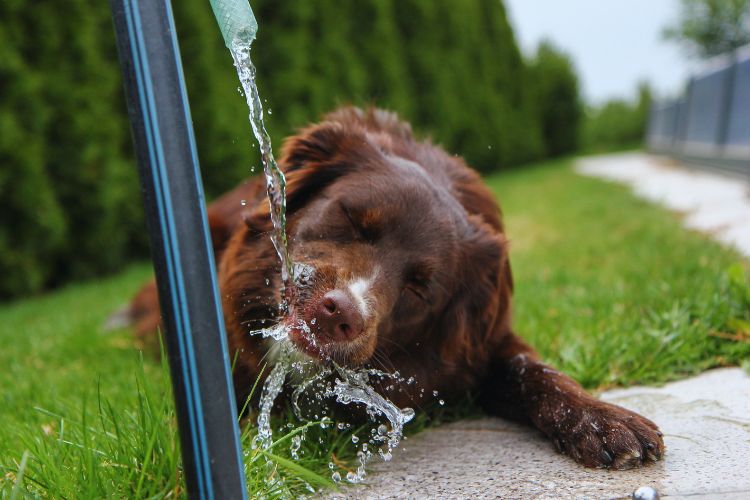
127 107 664 469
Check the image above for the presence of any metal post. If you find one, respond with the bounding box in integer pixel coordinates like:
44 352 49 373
109 0 247 497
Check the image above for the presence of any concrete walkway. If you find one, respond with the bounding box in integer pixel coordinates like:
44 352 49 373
329 368 750 499
576 152 750 258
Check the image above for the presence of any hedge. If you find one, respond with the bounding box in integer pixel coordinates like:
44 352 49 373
0 0 579 299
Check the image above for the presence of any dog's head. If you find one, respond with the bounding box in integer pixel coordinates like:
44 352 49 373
241 109 510 369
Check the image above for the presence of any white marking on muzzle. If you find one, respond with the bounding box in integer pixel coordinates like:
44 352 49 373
348 269 378 318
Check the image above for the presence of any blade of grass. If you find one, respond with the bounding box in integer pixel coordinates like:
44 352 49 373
9 451 29 500
257 450 334 490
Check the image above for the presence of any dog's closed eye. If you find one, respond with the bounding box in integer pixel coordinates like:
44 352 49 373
340 202 380 243
403 265 432 302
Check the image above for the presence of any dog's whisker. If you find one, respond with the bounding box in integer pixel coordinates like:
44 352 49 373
375 336 413 360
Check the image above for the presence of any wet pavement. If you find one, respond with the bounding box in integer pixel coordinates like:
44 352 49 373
576 152 750 258
327 368 750 499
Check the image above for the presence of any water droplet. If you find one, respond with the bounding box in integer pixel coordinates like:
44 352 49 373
377 424 388 435
240 199 247 206
290 435 302 459
439 399 445 405
351 435 359 444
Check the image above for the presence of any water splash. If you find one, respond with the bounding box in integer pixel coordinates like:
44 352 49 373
286 358 416 483
253 350 289 450
245 334 417 483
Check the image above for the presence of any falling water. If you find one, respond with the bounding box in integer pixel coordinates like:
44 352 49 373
228 36 417 486
230 37 292 285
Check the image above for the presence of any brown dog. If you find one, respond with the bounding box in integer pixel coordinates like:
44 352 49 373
127 107 663 469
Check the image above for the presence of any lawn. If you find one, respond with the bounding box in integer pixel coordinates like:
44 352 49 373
1 158 748 497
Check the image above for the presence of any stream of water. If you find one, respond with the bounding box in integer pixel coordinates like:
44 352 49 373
230 38 293 286
228 37 416 486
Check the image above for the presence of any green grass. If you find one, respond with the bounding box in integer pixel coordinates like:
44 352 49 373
0 267 356 497
488 159 750 389
1 159 749 496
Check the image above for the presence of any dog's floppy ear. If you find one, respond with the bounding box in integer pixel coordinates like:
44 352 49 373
439 215 512 369
280 121 357 173
242 120 377 233
279 121 376 214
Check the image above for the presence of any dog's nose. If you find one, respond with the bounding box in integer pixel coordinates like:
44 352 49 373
313 289 364 342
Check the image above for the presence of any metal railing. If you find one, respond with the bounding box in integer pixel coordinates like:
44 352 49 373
646 44 750 178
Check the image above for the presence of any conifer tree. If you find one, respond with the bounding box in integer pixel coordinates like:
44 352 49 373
528 41 582 157
0 0 582 298
349 0 413 119
32 1 139 283
0 0 66 297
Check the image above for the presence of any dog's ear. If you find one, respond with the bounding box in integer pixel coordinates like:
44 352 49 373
242 121 377 233
439 215 512 369
279 121 376 214
280 121 358 173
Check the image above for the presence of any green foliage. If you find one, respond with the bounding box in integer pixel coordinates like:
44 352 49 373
664 0 750 59
247 0 546 171
0 2 65 297
0 0 581 299
582 83 652 153
528 41 582 157
0 0 146 299
0 265 356 497
0 352 353 498
171 0 257 195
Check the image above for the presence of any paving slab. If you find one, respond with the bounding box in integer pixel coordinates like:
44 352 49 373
327 368 750 499
576 152 750 258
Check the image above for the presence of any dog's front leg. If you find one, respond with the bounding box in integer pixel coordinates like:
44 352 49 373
480 333 664 469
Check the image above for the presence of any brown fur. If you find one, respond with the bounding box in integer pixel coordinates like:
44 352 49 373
128 106 664 469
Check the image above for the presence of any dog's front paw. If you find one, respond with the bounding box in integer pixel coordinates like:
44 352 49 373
549 401 664 469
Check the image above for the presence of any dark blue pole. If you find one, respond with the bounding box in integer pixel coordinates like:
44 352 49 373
109 1 247 498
